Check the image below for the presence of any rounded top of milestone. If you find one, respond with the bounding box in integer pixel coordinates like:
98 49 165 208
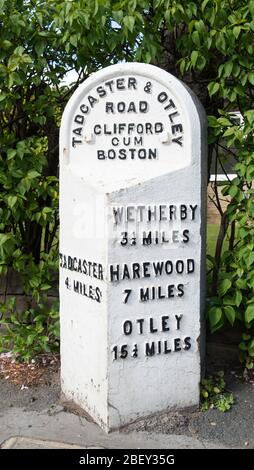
60 63 204 192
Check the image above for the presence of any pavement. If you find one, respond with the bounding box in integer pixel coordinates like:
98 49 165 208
0 406 228 449
0 359 254 449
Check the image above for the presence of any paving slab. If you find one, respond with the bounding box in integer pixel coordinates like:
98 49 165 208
0 407 228 449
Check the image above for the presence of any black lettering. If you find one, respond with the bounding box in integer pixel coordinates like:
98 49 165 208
74 115 85 125
96 86 106 97
116 78 125 89
183 229 190 243
138 149 146 159
119 149 127 159
158 286 165 299
172 136 183 146
155 122 163 133
175 314 183 330
123 320 132 335
127 101 136 113
172 123 183 134
134 136 143 145
132 263 140 279
109 264 119 282
184 337 191 350
136 318 144 334
128 77 137 89
80 104 89 114
153 261 164 276
164 340 171 354
97 150 105 159
164 99 176 110
169 205 176 220
180 205 187 220
168 111 179 123
140 101 148 112
73 280 79 293
73 127 82 136
68 256 73 270
94 125 101 135
72 137 82 147
143 262 150 278
176 260 184 273
145 123 152 134
142 232 152 245
105 80 114 92
118 102 126 112
145 342 155 356
190 204 198 220
157 91 168 103
148 148 157 159
95 287 102 303
177 284 184 297
112 207 123 224
167 285 174 298
149 318 158 333
105 102 114 113
162 316 170 332
140 287 149 302
88 95 98 108
112 137 119 146
129 148 136 159
108 149 116 159
174 338 181 352
98 264 103 280
172 230 179 243
165 260 173 275
89 285 94 300
123 137 130 146
122 264 130 280
187 259 195 273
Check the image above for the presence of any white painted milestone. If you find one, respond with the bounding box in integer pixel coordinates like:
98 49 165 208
59 63 207 431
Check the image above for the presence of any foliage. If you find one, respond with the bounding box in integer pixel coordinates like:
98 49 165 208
0 297 59 361
0 0 253 362
201 371 234 412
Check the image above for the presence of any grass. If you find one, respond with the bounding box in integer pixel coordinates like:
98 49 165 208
207 223 220 257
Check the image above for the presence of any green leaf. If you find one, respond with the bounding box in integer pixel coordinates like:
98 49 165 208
218 279 232 296
224 306 235 326
248 338 254 356
192 31 200 47
7 195 17 209
248 72 254 86
35 40 46 56
209 306 223 329
27 170 40 179
228 185 238 198
233 26 241 38
190 50 199 68
123 15 135 33
235 290 242 307
224 62 233 78
245 305 254 324
7 149 16 160
208 82 220 97
201 0 210 12
0 92 7 102
69 35 78 47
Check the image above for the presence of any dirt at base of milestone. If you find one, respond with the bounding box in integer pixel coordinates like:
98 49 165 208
0 353 60 412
